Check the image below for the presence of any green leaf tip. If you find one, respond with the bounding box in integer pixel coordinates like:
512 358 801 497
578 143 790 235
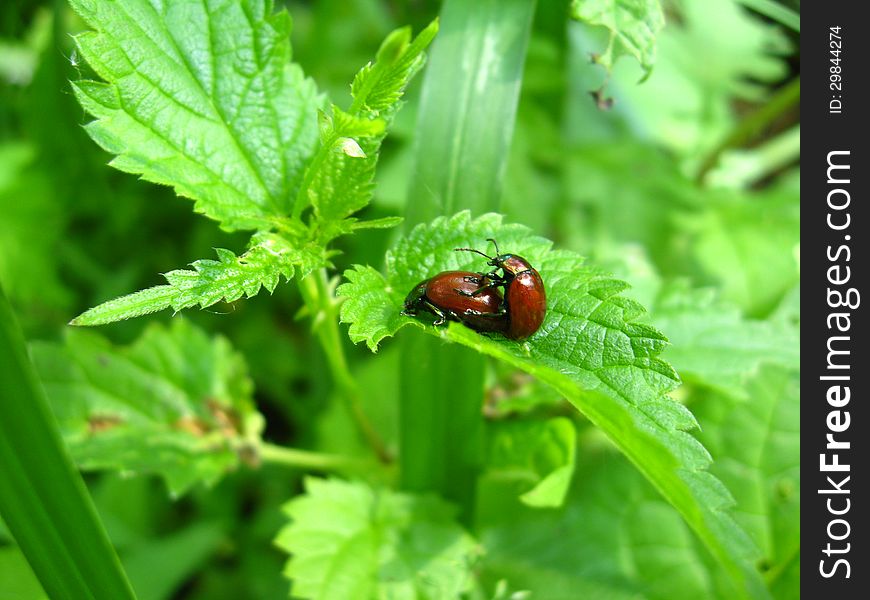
350 18 439 115
71 238 327 326
570 0 665 81
293 18 437 226
70 285 175 326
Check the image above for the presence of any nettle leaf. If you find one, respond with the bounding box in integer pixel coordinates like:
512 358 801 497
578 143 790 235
570 0 665 80
649 283 799 398
71 235 327 326
275 478 478 599
299 20 438 232
481 418 576 508
338 212 766 596
30 319 263 496
69 0 320 231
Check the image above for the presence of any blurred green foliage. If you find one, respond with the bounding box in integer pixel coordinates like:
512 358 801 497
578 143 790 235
1 0 798 598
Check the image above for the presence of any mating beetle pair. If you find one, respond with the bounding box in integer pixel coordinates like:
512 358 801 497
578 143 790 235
402 240 546 340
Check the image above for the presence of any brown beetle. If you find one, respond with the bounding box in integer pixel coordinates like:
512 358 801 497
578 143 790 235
402 270 508 334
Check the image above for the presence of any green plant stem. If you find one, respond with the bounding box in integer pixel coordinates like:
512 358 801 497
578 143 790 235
298 270 392 464
258 442 372 472
735 0 800 32
733 125 801 186
752 124 800 174
400 0 536 522
0 284 137 600
696 76 800 183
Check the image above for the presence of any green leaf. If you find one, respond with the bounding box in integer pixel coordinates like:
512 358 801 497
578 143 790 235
693 366 800 596
296 20 438 229
30 319 264 496
481 459 727 600
66 13 433 327
685 182 799 316
337 264 409 353
649 283 799 398
570 0 665 80
0 285 136 600
481 418 576 508
601 0 791 158
348 216 404 231
338 212 766 597
275 478 478 599
68 0 321 231
71 235 327 326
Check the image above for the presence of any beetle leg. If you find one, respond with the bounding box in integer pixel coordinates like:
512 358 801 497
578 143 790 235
423 301 448 325
484 270 509 285
454 285 494 297
462 307 506 318
454 280 503 297
457 273 492 296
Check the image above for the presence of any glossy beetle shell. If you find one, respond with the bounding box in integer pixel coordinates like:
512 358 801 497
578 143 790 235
474 252 546 340
502 267 546 340
403 271 507 334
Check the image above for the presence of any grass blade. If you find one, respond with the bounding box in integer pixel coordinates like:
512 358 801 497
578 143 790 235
0 284 136 600
405 0 537 226
399 0 537 518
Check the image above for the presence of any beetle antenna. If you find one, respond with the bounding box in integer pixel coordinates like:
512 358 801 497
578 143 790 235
455 247 492 260
486 238 500 255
